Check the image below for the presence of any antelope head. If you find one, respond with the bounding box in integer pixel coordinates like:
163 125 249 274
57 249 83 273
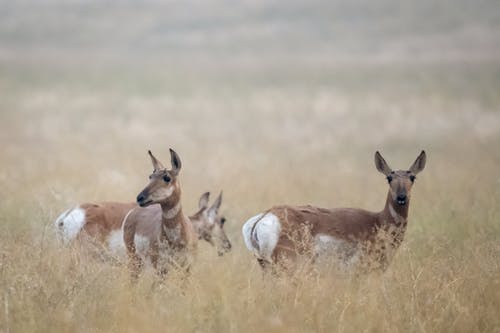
375 150 426 206
136 149 182 207
191 191 232 255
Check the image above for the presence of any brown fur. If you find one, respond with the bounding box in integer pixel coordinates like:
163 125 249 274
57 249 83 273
77 202 136 243
123 202 197 276
189 192 232 255
124 149 197 278
59 192 230 254
267 192 408 269
253 151 426 271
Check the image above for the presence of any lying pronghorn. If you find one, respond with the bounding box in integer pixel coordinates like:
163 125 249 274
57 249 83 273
55 184 230 257
242 151 426 272
123 149 198 277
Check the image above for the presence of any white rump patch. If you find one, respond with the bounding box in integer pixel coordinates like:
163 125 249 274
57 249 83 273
242 213 281 262
54 207 85 245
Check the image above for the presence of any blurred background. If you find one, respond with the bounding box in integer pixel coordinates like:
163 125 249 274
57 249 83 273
1 1 500 332
1 0 499 231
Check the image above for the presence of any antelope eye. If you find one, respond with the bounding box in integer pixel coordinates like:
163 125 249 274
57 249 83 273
409 175 416 182
386 175 393 183
220 217 226 225
163 175 171 183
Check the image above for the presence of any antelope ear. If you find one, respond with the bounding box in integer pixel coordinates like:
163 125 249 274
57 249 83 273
198 192 210 210
409 150 426 174
374 151 392 176
169 148 182 175
207 191 222 221
148 150 165 172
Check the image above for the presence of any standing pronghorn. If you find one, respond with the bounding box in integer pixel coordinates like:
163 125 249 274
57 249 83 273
123 149 197 277
242 151 426 272
54 192 231 258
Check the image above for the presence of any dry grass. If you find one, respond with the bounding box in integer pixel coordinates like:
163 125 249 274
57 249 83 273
1 1 500 332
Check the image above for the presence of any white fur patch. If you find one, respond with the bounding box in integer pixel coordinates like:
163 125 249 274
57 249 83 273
153 186 175 201
54 209 70 243
54 207 85 245
107 229 126 256
313 233 360 270
107 229 150 259
242 213 281 262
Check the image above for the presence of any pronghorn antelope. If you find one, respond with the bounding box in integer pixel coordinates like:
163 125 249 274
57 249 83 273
123 149 197 277
54 201 135 248
54 191 230 259
242 151 426 272
190 191 232 256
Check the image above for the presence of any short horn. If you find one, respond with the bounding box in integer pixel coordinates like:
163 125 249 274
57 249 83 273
148 150 165 171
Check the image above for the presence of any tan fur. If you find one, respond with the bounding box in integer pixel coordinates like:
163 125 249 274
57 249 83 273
266 193 408 270
124 149 197 278
189 192 232 255
77 202 136 243
59 193 231 254
123 203 197 275
251 151 426 271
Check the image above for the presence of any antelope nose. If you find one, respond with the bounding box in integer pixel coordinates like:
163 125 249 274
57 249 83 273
137 194 145 204
397 194 407 205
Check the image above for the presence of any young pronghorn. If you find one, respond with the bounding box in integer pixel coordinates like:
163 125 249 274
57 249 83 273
242 151 426 272
123 149 197 277
54 192 231 258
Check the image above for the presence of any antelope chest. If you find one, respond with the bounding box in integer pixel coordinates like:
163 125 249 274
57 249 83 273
161 223 188 249
157 224 194 270
162 223 181 242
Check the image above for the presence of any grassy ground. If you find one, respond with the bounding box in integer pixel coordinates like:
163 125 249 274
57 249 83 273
1 1 500 332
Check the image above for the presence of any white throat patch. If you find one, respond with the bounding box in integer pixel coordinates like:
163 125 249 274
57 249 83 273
156 185 175 201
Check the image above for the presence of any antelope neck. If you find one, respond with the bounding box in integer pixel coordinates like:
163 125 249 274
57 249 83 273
383 192 409 225
160 201 183 227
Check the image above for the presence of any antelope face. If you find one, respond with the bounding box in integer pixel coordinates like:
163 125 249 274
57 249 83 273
375 150 426 206
191 192 232 255
136 149 182 207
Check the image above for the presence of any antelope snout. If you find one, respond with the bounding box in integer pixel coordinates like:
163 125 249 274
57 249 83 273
215 240 232 256
136 192 151 207
396 194 407 206
219 240 232 256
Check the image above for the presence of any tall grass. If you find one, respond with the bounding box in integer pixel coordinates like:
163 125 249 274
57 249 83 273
1 1 500 331
1 70 499 331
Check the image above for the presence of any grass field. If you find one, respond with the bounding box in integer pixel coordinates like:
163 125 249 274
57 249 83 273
1 1 499 332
